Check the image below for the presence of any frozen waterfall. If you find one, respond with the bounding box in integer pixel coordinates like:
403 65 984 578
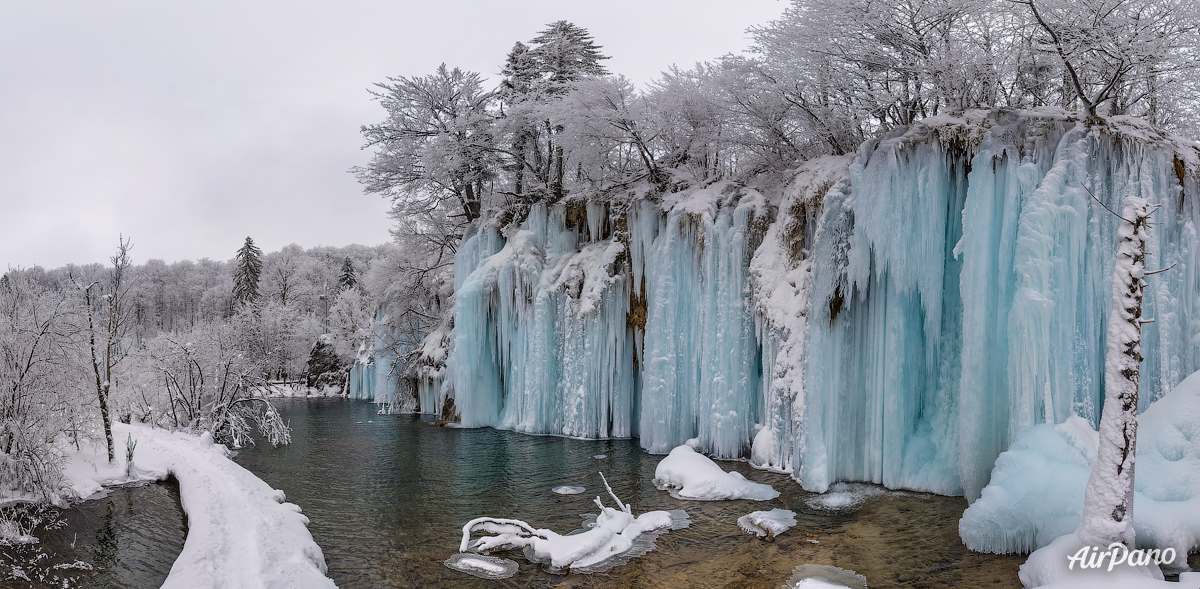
371 110 1200 504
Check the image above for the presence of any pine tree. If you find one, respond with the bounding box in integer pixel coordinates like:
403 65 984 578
233 237 263 308
338 257 357 291
529 21 609 96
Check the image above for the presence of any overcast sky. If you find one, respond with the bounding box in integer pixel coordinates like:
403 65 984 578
0 0 785 270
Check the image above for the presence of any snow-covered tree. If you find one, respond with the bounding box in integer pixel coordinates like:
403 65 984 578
356 64 497 224
1017 0 1200 124
0 272 81 500
338 257 357 291
233 237 263 308
1077 196 1155 548
78 237 136 463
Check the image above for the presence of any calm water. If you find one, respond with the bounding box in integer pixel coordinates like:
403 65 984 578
4 480 187 588
18 397 1150 588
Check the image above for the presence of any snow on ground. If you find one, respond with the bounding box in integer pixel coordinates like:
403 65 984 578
653 444 778 501
61 422 335 589
1018 532 1185 588
962 371 1200 567
737 508 797 538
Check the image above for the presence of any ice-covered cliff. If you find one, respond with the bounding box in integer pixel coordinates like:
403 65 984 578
373 109 1200 503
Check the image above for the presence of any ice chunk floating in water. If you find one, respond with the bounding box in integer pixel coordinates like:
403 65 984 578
653 445 778 501
443 553 518 580
460 473 689 574
785 564 868 589
737 509 797 538
551 486 585 495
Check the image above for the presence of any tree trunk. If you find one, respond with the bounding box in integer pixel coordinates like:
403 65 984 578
1078 195 1153 548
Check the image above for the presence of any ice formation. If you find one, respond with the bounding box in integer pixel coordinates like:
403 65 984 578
804 482 893 512
737 508 797 538
442 553 518 580
459 474 688 573
961 370 1200 566
784 564 868 589
350 109 1200 513
653 444 778 501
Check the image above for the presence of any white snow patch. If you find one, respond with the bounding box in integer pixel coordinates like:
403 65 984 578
653 445 778 501
59 422 334 589
1019 531 1172 588
737 508 797 538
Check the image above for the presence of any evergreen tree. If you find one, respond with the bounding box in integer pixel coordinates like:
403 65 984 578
233 237 263 307
529 21 609 96
338 257 357 290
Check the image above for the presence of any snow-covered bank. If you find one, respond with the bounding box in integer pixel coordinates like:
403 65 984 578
962 371 1200 566
62 423 335 589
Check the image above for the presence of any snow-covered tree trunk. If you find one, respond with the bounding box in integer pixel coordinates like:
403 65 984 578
1077 195 1153 548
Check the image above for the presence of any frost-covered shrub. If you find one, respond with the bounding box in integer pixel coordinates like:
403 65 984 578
139 322 290 448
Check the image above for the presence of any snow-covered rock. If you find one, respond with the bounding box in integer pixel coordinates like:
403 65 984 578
653 444 778 501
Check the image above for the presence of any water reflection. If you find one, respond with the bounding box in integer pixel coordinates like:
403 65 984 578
235 398 1026 589
2 480 186 588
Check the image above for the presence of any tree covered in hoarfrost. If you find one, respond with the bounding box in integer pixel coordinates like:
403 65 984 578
356 64 497 225
1078 197 1156 548
1016 0 1200 126
137 321 290 449
233 236 263 308
0 273 84 502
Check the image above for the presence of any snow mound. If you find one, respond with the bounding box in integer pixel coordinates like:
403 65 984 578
737 508 797 538
805 482 891 512
1019 532 1172 588
443 553 518 579
552 486 586 495
962 371 1200 564
59 422 334 589
784 564 868 588
460 474 688 574
652 445 778 501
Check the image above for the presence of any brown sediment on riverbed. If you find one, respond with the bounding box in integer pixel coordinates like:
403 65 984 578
410 468 1025 589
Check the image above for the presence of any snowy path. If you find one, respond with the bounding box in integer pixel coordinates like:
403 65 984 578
63 423 336 589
